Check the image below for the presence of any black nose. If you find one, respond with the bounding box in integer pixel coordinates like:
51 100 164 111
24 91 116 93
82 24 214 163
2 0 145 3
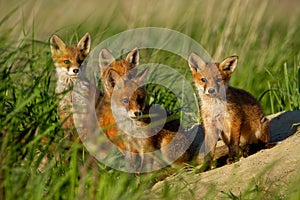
134 111 142 117
208 88 215 94
73 69 79 73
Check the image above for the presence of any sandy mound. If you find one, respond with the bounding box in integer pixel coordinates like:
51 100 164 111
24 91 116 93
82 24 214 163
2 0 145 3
152 111 300 199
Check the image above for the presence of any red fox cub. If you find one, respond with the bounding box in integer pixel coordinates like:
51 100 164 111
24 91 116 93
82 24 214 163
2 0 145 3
188 53 270 165
111 69 200 171
96 48 139 151
50 33 91 139
110 69 156 171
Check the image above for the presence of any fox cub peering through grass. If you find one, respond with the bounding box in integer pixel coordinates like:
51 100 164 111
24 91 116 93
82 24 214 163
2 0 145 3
97 48 199 171
110 67 200 172
188 53 270 166
96 48 140 151
97 48 157 171
110 69 155 171
50 32 91 139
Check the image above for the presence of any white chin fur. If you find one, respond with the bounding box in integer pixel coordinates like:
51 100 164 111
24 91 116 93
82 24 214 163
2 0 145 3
56 67 79 77
195 85 205 95
127 111 137 119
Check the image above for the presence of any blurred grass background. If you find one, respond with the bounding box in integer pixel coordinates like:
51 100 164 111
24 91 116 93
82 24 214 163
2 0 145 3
0 0 299 199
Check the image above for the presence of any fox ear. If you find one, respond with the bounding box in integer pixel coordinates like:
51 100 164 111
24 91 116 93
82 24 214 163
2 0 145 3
219 56 238 73
104 70 121 96
135 68 148 84
99 48 115 71
188 52 206 73
77 32 91 56
50 34 66 54
125 48 139 67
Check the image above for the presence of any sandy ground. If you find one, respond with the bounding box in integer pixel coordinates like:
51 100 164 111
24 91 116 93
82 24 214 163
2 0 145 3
152 110 300 199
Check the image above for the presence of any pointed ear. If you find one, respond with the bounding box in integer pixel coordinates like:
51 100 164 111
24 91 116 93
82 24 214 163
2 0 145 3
99 48 115 71
135 68 148 84
50 34 66 54
77 32 91 56
104 70 121 96
125 47 139 67
219 56 238 73
188 52 206 73
114 73 125 90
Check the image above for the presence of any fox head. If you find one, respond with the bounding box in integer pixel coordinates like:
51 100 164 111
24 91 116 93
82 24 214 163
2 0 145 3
110 68 148 121
99 48 139 96
188 53 238 98
50 33 91 78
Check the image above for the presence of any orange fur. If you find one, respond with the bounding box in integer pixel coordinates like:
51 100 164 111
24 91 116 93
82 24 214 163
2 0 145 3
110 70 155 171
110 68 200 171
96 48 139 151
188 53 270 165
50 33 91 140
97 48 200 171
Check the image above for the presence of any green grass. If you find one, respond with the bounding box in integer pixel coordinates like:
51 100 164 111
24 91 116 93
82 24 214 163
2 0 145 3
0 0 300 199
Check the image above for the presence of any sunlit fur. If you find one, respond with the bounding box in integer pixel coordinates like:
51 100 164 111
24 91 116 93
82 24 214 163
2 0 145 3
50 33 91 139
111 69 201 171
189 52 270 165
96 48 140 151
110 71 155 171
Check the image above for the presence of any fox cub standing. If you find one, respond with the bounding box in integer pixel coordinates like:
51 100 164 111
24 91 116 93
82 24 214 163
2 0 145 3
50 33 91 139
188 53 270 165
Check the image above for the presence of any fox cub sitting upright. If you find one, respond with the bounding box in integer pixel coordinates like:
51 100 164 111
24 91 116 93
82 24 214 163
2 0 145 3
110 67 201 171
110 69 156 171
50 33 91 139
96 48 140 151
188 53 270 165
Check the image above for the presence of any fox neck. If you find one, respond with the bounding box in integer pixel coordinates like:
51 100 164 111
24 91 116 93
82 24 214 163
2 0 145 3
112 105 150 138
197 87 228 123
55 67 77 94
109 100 152 138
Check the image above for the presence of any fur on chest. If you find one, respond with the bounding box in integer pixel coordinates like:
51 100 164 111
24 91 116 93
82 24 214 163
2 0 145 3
55 75 76 113
200 95 227 118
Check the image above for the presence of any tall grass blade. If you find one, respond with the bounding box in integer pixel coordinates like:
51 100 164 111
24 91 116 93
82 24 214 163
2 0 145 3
298 67 300 94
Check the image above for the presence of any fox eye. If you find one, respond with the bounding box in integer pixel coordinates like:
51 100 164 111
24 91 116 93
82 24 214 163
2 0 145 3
201 78 207 83
64 60 71 65
216 77 222 83
122 98 129 104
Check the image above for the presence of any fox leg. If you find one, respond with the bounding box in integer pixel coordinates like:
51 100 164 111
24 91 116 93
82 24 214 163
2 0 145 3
206 144 217 169
202 127 218 170
138 151 154 172
136 151 144 173
259 116 271 144
124 151 134 170
124 147 140 171
241 144 251 157
227 126 242 164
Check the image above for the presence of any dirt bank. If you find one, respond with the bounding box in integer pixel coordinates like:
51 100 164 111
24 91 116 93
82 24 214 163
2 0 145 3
152 111 300 199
